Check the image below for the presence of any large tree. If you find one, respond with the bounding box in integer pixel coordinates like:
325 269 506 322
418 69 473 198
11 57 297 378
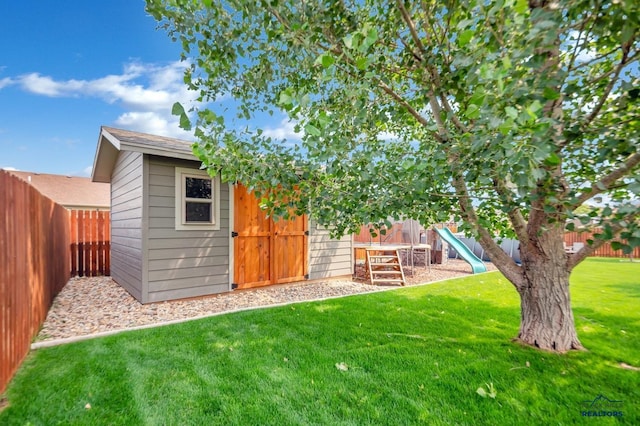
147 0 639 352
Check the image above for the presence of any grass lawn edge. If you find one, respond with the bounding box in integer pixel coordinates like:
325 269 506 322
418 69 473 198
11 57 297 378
31 270 501 350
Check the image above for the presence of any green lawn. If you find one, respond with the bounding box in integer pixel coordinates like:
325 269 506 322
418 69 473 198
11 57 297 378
1 258 638 425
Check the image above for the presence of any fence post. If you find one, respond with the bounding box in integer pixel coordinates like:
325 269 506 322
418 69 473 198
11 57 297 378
78 211 85 277
90 211 97 277
97 211 104 275
105 212 111 276
70 210 77 276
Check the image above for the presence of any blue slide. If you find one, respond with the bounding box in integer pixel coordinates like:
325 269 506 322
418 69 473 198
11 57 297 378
434 227 487 273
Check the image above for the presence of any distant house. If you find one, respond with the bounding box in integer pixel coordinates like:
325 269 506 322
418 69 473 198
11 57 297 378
91 126 353 303
8 170 110 211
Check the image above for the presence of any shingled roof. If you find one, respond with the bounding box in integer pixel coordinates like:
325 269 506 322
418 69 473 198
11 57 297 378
92 126 197 183
8 170 110 210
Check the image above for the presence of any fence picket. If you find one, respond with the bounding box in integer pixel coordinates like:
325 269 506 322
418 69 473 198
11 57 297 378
70 211 78 276
69 210 110 277
0 171 69 394
104 211 110 276
98 212 104 274
77 211 84 276
354 223 638 259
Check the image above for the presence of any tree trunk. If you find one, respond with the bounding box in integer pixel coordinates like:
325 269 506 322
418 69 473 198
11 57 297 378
516 229 584 352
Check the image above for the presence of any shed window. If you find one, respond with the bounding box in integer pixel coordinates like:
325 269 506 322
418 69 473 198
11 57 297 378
175 167 220 231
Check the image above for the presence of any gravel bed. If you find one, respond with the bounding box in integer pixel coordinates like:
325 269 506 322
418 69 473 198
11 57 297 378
37 259 496 343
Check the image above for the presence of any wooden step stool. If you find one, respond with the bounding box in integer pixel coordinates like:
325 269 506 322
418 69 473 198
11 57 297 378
365 249 406 286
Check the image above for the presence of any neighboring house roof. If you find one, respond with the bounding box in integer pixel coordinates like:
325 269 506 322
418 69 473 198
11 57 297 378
8 170 110 210
92 126 197 183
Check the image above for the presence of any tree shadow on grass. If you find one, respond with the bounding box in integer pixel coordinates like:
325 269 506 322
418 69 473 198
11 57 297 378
2 289 639 425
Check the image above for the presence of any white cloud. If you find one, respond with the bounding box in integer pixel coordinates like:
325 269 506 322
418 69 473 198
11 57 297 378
115 111 194 140
12 61 200 139
19 73 85 96
262 119 301 141
17 61 198 111
83 165 93 176
565 31 597 63
0 77 13 89
377 131 400 141
1 166 18 171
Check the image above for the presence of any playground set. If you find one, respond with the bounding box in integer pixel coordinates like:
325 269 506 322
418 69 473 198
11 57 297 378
353 221 501 285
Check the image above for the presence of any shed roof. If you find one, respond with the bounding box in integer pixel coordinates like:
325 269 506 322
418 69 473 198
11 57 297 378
8 170 110 210
92 126 197 183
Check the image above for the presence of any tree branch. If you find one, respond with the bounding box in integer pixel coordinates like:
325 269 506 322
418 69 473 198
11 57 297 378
451 175 525 290
395 0 468 135
583 49 630 125
438 93 469 133
374 79 436 132
567 213 639 271
395 0 430 61
573 152 640 207
566 3 600 72
492 178 530 245
583 49 640 86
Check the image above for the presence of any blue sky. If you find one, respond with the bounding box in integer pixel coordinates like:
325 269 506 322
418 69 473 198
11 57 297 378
0 0 296 177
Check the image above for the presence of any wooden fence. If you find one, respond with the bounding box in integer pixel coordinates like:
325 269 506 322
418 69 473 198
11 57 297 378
0 171 70 394
354 223 459 244
354 223 458 260
70 210 110 277
564 231 640 258
354 223 637 259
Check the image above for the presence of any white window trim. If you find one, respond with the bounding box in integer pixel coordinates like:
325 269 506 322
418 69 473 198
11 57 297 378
175 167 221 231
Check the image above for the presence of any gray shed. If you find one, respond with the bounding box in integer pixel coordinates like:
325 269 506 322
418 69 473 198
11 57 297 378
92 126 353 303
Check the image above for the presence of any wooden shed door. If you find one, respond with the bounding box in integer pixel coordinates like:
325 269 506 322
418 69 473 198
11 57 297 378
233 184 308 289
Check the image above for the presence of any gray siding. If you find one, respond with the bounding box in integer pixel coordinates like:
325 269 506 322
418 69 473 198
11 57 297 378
145 157 230 302
110 151 143 300
308 220 353 279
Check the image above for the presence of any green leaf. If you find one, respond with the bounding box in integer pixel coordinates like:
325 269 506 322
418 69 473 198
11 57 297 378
363 27 378 50
172 102 191 130
502 56 512 71
456 19 473 30
505 107 518 119
499 120 514 135
621 24 634 44
525 100 543 119
355 57 369 70
315 53 334 69
305 123 321 137
543 87 560 100
179 113 191 131
465 104 481 119
343 33 354 49
171 102 186 116
278 90 294 108
544 152 561 166
458 29 474 47
514 0 528 14
628 181 640 195
477 383 497 399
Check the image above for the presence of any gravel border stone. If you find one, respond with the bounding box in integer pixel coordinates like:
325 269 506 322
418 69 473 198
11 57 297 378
34 259 496 348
